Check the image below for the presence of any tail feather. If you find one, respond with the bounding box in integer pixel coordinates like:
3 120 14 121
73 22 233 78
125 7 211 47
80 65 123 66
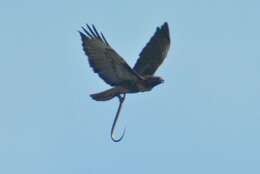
90 87 128 101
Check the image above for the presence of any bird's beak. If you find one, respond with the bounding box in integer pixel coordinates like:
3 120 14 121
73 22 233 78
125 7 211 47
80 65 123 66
160 78 165 83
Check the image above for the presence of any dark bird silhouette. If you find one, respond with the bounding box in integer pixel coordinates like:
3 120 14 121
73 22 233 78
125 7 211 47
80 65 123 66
79 22 170 142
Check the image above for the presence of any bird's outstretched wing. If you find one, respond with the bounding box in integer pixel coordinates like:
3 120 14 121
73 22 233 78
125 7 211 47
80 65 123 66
79 24 142 86
133 22 170 76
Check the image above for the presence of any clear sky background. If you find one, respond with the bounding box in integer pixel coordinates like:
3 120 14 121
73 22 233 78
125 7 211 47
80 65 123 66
0 0 259 173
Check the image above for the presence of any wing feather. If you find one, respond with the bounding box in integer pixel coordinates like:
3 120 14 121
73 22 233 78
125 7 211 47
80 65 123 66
79 24 142 86
133 22 170 76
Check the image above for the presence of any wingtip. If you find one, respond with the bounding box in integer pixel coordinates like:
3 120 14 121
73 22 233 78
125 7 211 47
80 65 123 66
78 30 86 39
86 23 91 29
162 22 169 29
161 22 170 41
78 30 84 35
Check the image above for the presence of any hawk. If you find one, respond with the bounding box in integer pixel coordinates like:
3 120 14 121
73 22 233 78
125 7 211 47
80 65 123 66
79 22 170 141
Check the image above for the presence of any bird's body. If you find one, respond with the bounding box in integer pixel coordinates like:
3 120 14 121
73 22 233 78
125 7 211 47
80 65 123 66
79 22 170 101
90 76 164 101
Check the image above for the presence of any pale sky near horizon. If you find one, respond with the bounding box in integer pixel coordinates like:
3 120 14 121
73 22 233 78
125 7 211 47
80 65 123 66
0 0 260 174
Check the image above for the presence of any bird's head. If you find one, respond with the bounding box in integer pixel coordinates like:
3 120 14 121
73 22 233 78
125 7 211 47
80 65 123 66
145 76 164 89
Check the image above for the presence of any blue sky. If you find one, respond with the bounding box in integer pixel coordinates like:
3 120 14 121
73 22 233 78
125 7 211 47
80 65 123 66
0 0 259 173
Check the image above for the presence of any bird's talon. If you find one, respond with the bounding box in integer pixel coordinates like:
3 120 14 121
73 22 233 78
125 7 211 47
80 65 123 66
118 94 126 102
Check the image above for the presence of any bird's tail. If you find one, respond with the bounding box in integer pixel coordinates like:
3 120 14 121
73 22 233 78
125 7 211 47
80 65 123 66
90 87 128 101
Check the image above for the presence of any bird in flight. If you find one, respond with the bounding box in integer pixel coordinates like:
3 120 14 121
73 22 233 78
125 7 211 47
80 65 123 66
79 22 170 142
